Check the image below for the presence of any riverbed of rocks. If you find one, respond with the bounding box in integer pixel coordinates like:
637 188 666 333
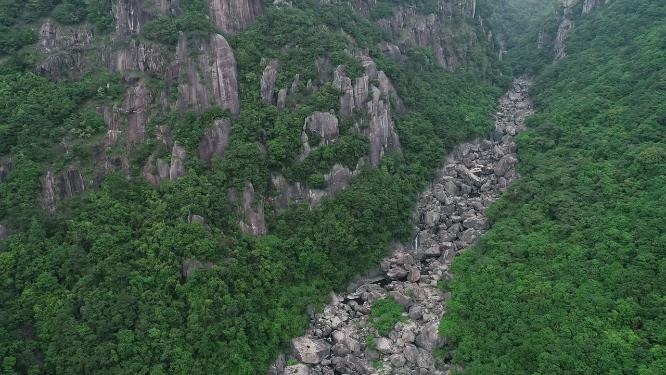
270 78 534 375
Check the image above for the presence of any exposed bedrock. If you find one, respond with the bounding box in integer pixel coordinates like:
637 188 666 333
40 169 87 212
272 78 534 374
176 34 240 115
208 0 263 35
199 119 231 165
261 59 280 104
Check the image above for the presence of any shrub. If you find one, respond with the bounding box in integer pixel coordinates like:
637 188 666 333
369 298 406 336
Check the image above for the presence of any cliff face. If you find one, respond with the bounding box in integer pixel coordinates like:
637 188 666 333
372 0 482 70
209 0 264 35
554 0 609 59
19 0 499 229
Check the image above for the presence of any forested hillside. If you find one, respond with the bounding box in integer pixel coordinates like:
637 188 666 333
0 0 508 373
1 0 664 374
441 0 666 373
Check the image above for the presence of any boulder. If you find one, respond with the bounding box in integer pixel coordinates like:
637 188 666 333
403 344 419 363
424 210 440 227
285 364 310 375
375 337 394 354
386 266 408 280
495 154 517 177
462 216 489 230
415 321 443 350
390 354 406 368
291 337 331 364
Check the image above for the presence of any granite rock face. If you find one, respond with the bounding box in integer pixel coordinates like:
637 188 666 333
239 182 267 236
554 0 609 59
40 169 87 212
374 0 480 70
332 55 402 166
301 112 340 158
199 119 231 165
37 22 94 79
208 0 263 35
261 59 280 104
272 78 534 374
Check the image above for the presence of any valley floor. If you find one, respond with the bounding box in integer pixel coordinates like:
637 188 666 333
273 78 534 374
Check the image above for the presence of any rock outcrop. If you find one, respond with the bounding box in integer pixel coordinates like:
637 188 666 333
37 22 94 79
239 182 267 235
261 59 280 104
272 78 534 374
125 80 149 148
374 0 480 70
270 161 362 210
181 259 214 279
169 143 187 181
333 55 402 166
301 112 340 158
555 0 608 59
176 34 240 115
41 169 87 212
199 119 231 165
208 0 263 35
583 0 608 15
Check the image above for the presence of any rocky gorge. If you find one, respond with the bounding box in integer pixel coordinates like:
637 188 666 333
272 77 534 375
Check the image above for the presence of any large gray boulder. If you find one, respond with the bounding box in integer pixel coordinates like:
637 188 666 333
292 337 331 364
415 321 443 350
495 154 517 177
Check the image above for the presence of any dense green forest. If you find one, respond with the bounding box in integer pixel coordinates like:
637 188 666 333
1 0 664 374
0 1 506 373
441 0 666 373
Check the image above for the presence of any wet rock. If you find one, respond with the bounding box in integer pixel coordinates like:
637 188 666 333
209 34 240 114
40 169 86 212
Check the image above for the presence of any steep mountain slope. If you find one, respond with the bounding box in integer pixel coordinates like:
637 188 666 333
441 0 666 373
0 1 509 374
